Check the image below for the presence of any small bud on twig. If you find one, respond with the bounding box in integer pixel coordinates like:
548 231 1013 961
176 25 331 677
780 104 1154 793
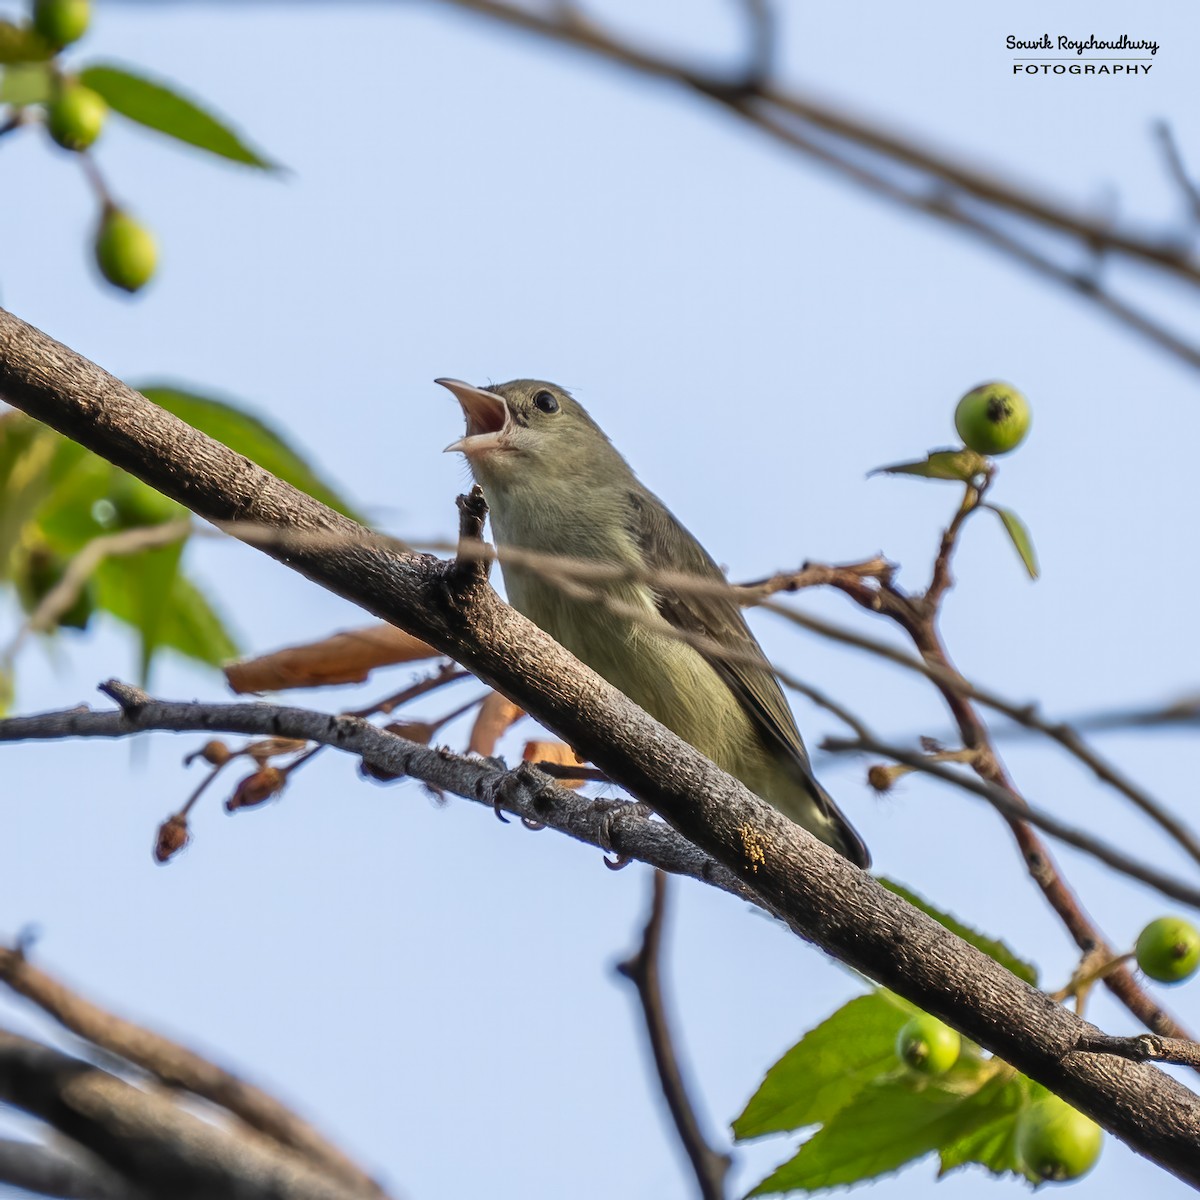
154 814 190 863
226 766 286 812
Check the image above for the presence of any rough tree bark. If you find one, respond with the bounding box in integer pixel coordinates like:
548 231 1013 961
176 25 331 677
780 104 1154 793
2 306 1200 1184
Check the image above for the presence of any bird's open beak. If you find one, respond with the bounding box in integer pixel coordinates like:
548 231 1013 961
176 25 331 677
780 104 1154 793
437 378 511 456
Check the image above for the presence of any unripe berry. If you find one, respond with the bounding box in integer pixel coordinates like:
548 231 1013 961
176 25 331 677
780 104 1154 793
94 209 158 293
46 82 107 151
954 382 1031 456
1016 1095 1103 1182
1135 916 1200 983
32 0 91 47
895 1013 960 1076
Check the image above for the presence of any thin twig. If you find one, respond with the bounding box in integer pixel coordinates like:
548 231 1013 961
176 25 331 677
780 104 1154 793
617 873 730 1200
434 0 1200 372
762 593 1200 865
343 662 468 719
822 733 1200 910
0 681 759 905
1154 121 1200 226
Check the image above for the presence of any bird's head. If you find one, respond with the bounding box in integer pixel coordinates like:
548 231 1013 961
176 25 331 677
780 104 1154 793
438 378 621 488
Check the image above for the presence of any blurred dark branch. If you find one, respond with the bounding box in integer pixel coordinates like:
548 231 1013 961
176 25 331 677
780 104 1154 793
0 1030 386 1200
0 943 384 1196
434 0 1200 372
618 873 731 1200
1155 121 1200 226
0 1137 139 1200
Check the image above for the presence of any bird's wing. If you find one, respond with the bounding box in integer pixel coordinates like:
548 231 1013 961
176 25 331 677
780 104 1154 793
624 487 815 774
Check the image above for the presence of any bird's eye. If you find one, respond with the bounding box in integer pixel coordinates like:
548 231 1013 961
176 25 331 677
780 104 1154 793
533 390 559 414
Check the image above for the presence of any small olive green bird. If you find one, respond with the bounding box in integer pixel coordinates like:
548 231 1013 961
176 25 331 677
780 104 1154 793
438 378 870 868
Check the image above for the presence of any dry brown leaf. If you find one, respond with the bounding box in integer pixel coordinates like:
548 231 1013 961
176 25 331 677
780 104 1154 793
246 737 309 764
383 719 437 745
225 624 438 693
522 740 588 789
467 692 525 756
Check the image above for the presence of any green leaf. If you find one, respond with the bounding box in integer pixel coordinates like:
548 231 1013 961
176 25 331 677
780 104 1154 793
878 880 1038 985
0 61 52 103
93 538 186 681
748 1075 1003 1195
939 1074 1034 1180
0 414 61 579
77 64 278 169
869 448 989 482
0 21 54 65
139 386 362 519
986 504 1039 580
749 1067 1011 1194
733 991 917 1139
156 572 239 668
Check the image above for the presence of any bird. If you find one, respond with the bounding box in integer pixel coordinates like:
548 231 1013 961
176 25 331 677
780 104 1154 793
437 377 870 868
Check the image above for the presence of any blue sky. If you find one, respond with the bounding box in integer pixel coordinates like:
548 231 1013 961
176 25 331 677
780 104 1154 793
4 1 1200 1196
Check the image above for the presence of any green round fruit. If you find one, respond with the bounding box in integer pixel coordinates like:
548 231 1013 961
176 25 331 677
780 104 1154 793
46 82 107 151
1016 1095 1103 1183
954 382 1031 456
1135 916 1200 983
32 0 91 46
895 1014 960 1076
94 209 158 293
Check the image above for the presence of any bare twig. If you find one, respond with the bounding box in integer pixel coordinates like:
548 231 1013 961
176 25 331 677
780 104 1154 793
617 873 731 1200
1154 121 1200 226
434 0 1200 372
762 594 1200 866
0 681 758 905
821 733 1200 911
343 661 468 719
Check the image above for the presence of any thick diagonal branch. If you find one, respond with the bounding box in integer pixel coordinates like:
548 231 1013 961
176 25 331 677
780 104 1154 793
3 310 1200 1182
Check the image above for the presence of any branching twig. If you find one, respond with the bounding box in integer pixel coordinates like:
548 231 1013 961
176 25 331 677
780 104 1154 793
434 0 1200 372
617 873 730 1200
763 594 1200 865
1154 121 1200 226
821 733 1200 910
0 681 758 905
